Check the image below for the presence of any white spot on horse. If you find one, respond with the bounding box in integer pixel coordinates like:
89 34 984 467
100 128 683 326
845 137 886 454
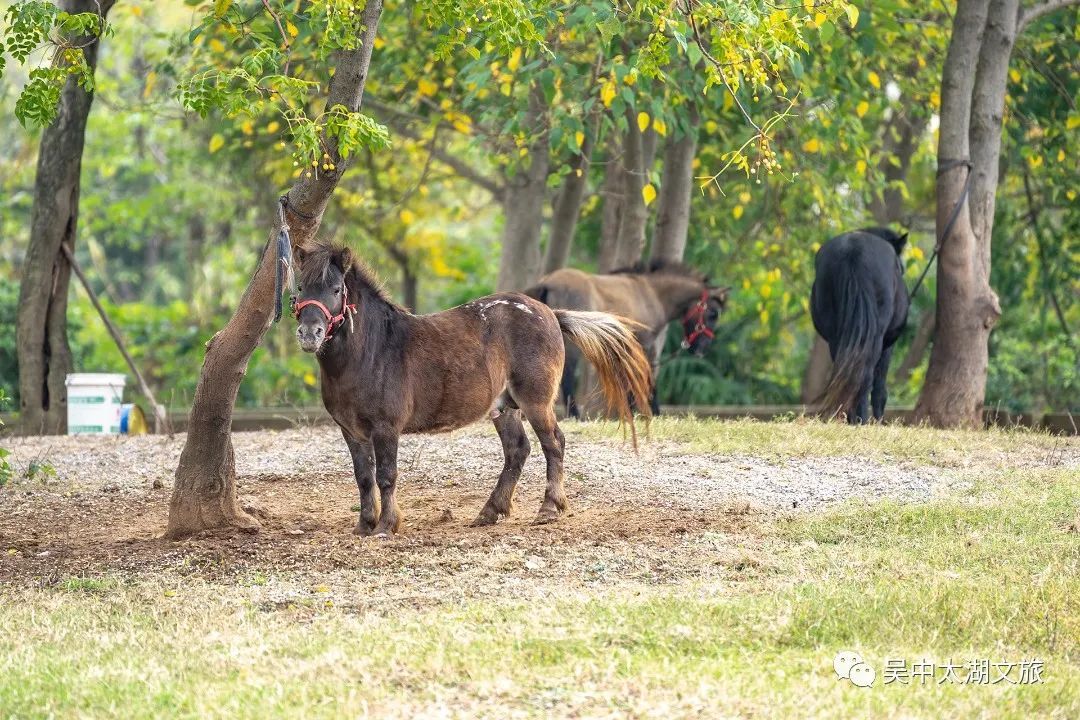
476 298 535 320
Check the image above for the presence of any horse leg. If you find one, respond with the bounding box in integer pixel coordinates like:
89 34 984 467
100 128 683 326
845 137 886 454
473 407 530 527
649 334 663 416
871 344 894 422
371 426 402 536
561 346 580 419
522 405 568 524
342 430 379 536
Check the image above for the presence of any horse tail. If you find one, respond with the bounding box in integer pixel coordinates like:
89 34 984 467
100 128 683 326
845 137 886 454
554 310 653 447
523 283 548 304
819 271 880 420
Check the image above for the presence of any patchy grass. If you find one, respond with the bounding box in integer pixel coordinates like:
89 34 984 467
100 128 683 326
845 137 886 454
569 416 1073 466
0 423 1076 718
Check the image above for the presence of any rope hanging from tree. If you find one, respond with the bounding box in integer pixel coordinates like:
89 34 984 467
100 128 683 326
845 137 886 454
274 195 295 323
908 158 974 301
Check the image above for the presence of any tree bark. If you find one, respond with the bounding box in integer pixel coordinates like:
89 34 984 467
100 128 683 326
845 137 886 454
650 103 700 264
167 0 385 538
597 141 625 272
612 107 650 269
915 0 1011 428
543 126 595 274
801 335 832 405
895 311 936 384
496 83 550 291
15 0 115 435
867 111 927 227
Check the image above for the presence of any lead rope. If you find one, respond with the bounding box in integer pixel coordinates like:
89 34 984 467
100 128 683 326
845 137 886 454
273 195 294 323
908 158 973 301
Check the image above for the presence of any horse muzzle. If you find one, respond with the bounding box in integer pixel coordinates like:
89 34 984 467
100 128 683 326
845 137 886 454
296 323 325 353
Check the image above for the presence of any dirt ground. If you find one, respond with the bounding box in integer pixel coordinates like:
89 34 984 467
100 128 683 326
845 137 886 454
1 423 949 606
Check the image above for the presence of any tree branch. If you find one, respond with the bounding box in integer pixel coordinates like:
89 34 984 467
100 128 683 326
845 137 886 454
366 97 504 196
1018 0 1080 32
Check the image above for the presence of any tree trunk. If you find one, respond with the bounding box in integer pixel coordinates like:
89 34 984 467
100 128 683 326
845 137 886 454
915 0 1012 428
15 0 115 436
867 112 927 226
543 126 595 274
801 335 832 405
612 107 650 269
496 84 550 291
597 142 624 272
167 0 385 538
650 103 700 264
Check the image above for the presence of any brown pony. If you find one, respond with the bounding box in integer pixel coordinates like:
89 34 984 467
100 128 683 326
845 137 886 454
525 261 729 417
293 244 652 536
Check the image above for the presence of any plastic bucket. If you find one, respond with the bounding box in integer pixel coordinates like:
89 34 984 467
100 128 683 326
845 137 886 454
120 403 148 435
66 373 126 435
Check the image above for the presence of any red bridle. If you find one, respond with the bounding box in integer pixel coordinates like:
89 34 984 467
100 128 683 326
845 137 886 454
682 289 714 348
293 285 357 340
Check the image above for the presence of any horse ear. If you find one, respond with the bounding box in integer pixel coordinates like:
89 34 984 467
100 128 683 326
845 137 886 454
332 247 354 275
710 286 731 304
293 245 309 266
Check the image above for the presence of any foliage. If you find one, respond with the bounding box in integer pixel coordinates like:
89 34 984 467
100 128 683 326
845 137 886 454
0 0 111 127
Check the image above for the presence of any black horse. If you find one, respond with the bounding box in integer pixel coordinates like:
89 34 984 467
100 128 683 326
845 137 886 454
810 227 909 423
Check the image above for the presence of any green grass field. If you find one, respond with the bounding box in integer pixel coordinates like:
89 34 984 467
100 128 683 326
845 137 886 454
1 419 1077 718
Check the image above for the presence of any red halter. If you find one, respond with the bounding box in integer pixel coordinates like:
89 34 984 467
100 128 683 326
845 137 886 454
682 289 714 348
293 285 357 340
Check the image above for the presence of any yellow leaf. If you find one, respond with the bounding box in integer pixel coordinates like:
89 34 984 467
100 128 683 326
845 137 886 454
209 38 226 54
303 372 317 386
653 118 667 137
240 120 253 135
759 309 770 325
814 12 826 27
1067 190 1077 201
374 37 385 50
1057 149 1065 162
705 120 718 134
286 21 298 38
500 82 512 96
418 78 438 97
856 100 869 118
574 130 584 149
845 5 859 27
802 138 820 153
130 5 143 16
623 69 638 85
507 47 522 72
600 79 617 108
1009 68 1020 83
267 121 280 133
399 209 416 225
637 112 650 133
142 70 157 99
910 246 925 260
208 134 225 153
1028 154 1043 168
868 71 881 89
738 191 751 203
642 183 657 206
760 284 772 298
856 159 867 174
1066 115 1080 130
733 205 744 219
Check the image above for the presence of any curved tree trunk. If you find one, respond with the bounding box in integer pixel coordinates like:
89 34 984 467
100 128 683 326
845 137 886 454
650 102 700 264
496 83 550 291
167 0 385 538
597 142 625 272
16 0 115 435
612 107 650 269
915 0 1013 428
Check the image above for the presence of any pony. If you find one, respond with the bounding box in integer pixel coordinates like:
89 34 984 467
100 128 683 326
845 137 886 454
810 227 910 423
292 244 653 536
524 261 729 418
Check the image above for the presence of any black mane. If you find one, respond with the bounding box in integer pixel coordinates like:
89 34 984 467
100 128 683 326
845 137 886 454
608 258 708 283
298 242 403 311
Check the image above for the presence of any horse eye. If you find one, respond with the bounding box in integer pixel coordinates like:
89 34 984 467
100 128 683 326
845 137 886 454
334 287 341 295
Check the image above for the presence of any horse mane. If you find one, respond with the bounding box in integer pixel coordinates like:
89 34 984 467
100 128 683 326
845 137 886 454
858 226 908 255
608 259 708 283
298 242 404 311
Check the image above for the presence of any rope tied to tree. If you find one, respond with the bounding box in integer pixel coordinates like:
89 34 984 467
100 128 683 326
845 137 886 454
909 158 974 300
273 195 295 323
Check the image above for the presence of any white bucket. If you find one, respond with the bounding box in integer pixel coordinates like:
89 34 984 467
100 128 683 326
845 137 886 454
66 373 126 435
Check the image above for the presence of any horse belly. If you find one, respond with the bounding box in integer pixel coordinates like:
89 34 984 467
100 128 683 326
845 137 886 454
403 358 506 434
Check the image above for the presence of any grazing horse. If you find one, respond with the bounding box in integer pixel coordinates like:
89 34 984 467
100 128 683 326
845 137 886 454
293 243 652 536
525 261 729 418
810 227 909 423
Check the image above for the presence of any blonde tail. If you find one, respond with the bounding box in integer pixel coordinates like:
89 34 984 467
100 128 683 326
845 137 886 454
554 310 653 448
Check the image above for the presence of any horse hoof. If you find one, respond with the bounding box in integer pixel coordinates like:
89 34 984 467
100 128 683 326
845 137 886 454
532 510 559 525
471 513 498 527
352 523 376 537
